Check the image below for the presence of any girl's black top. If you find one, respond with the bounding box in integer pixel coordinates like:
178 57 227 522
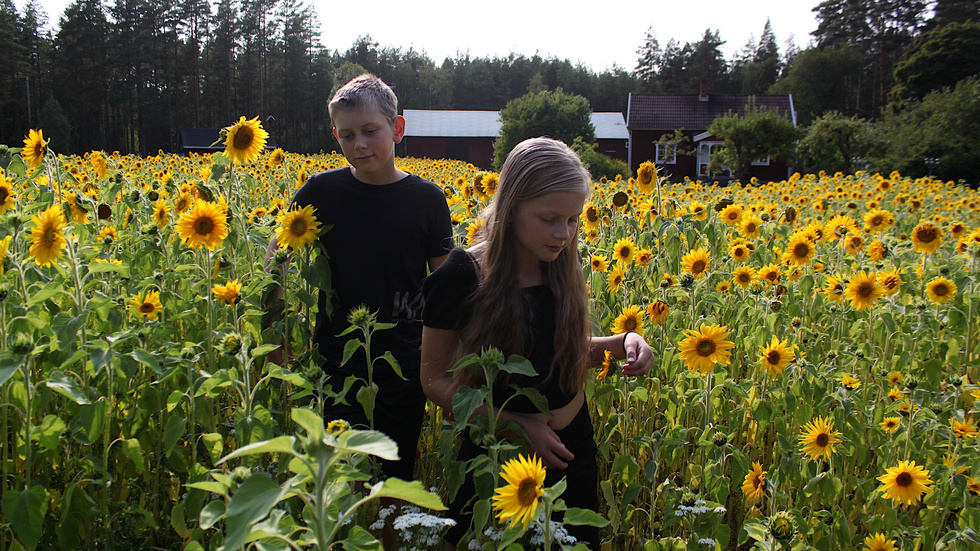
422 248 578 413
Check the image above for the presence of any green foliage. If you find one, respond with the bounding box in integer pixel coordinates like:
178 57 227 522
570 137 630 181
706 104 800 182
769 46 863 125
891 22 980 101
799 111 878 174
874 75 980 184
493 88 595 168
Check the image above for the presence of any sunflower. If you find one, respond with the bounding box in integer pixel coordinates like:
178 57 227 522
877 460 933 506
213 279 242 305
880 417 901 433
783 233 816 266
275 204 323 251
739 214 764 239
681 247 710 279
799 416 842 462
878 269 902 296
0 177 16 214
98 225 117 245
612 304 644 334
825 214 859 241
757 263 781 286
887 388 904 401
968 477 980 496
647 300 669 325
863 209 895 233
492 454 546 529
868 239 886 261
174 192 193 214
223 116 269 164
635 248 653 267
863 533 898 551
719 203 743 226
660 273 675 289
21 128 47 170
128 289 163 321
759 336 795 377
732 265 756 288
597 350 612 381
729 243 751 262
925 276 957 304
742 462 766 502
28 203 68 267
607 264 626 292
590 254 609 273
581 202 601 232
153 199 170 226
635 161 658 193
950 417 979 439
612 237 636 265
911 222 943 254
0 235 11 274
844 271 883 310
689 200 708 221
466 218 484 246
949 220 968 239
886 371 904 386
841 373 861 389
677 323 735 375
843 232 864 255
716 280 732 293
176 199 229 250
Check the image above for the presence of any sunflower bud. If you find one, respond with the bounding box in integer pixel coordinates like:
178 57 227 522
712 432 728 447
273 248 290 264
230 466 251 485
221 333 242 356
679 273 695 289
680 490 696 507
10 332 32 355
791 317 802 327
480 347 505 371
129 189 141 202
769 511 796 541
147 190 159 202
326 419 350 435
180 345 196 359
347 305 374 328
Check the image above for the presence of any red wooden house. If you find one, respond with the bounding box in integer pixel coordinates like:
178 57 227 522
627 88 796 183
401 109 629 170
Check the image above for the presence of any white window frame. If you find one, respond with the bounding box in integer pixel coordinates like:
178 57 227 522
751 156 771 166
655 143 677 164
697 141 729 177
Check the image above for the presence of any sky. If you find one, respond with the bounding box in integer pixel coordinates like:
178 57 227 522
21 0 821 72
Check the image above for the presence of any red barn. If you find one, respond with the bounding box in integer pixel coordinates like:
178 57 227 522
627 88 796 183
401 109 629 170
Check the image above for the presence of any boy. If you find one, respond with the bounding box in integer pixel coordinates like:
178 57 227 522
266 74 453 480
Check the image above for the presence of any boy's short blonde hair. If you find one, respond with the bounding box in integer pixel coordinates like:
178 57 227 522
328 74 398 125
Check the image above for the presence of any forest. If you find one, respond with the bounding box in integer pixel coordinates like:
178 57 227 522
0 0 978 173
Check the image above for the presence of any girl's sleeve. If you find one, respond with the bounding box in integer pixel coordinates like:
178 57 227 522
422 249 477 330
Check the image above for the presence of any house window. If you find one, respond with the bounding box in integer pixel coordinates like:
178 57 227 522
751 157 771 166
655 143 676 164
697 142 729 177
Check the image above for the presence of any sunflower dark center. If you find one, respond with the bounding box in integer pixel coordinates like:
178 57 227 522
896 472 913 487
746 223 757 233
42 227 55 245
692 260 706 273
517 479 538 507
934 284 948 296
586 207 599 222
917 228 938 243
739 273 750 282
194 217 214 235
815 433 829 447
765 272 778 282
290 218 308 236
0 187 8 202
622 318 637 331
767 351 781 365
613 192 628 207
696 338 715 356
857 282 875 298
140 302 154 313
233 127 254 149
794 243 810 257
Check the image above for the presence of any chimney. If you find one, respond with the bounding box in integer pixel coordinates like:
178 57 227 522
699 81 709 102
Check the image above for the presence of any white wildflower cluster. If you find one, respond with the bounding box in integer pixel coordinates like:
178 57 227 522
675 499 712 517
381 505 457 551
369 504 398 530
698 537 716 546
474 512 577 547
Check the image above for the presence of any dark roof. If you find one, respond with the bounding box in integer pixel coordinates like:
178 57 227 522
627 93 795 130
179 128 277 150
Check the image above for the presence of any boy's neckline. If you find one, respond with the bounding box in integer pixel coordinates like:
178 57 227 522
349 166 410 186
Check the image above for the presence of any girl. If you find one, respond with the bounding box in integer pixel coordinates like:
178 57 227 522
421 137 653 548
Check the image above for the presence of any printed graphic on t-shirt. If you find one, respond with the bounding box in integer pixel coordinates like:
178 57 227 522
392 289 424 322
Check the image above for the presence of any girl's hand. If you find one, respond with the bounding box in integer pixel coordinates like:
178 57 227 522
622 332 654 377
511 414 574 469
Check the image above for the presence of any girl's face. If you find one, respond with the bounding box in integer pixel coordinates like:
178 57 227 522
510 190 586 274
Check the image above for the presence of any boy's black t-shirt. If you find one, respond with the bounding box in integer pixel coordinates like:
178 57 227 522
290 167 453 377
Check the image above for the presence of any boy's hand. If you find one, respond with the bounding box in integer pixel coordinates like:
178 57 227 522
622 332 654 377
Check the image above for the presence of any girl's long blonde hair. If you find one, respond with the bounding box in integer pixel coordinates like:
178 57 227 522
461 137 591 395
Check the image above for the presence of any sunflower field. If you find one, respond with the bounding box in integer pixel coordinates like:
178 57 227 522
2 124 980 551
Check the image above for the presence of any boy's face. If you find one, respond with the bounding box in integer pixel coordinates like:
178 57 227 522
332 108 406 185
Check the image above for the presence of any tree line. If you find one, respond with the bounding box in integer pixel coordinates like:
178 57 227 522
0 0 978 176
